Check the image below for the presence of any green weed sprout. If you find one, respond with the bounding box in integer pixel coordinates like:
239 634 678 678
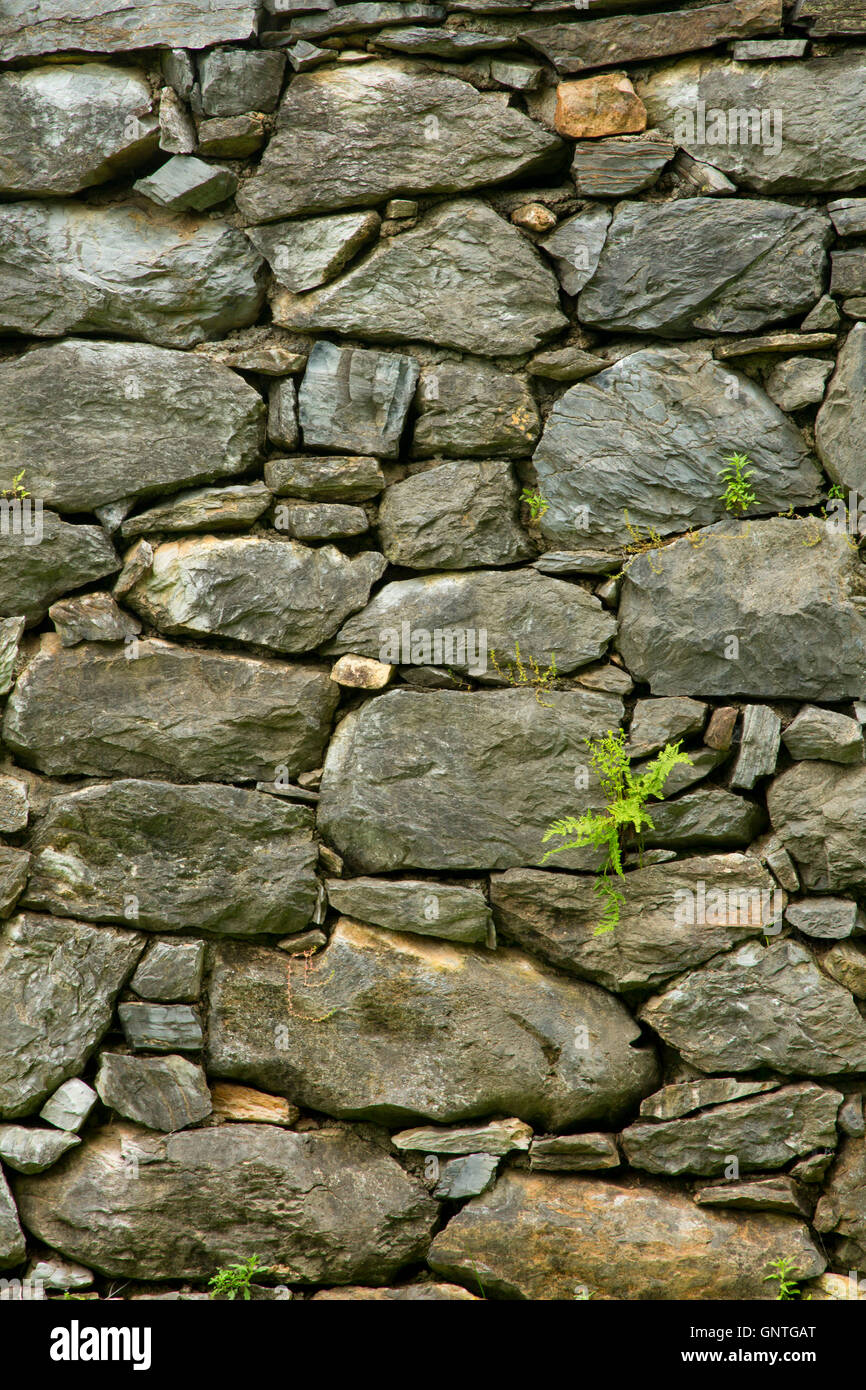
720 452 757 515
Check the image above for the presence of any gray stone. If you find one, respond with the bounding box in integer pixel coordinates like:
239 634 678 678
412 361 540 459
278 504 368 541
326 569 614 677
378 462 533 570
731 37 808 57
639 788 765 850
817 325 866 494
0 1124 80 1174
3 639 338 782
532 350 822 549
282 2 445 40
326 878 494 946
119 1004 202 1053
268 380 298 450
640 51 866 193
629 698 707 757
134 156 237 211
491 854 776 992
538 207 610 296
0 340 264 513
265 454 385 501
161 50 196 102
764 357 833 412
126 536 386 653
757 833 800 893
208 920 658 1128
790 1152 834 1185
840 1099 865 1138
238 60 559 222
0 0 260 59
27 1254 93 1290
768 761 866 893
579 199 829 337
158 86 196 155
0 617 24 698
571 133 674 197
640 1078 780 1122
814 1138 866 1253
828 198 866 238
298 342 419 459
391 1118 532 1156
618 518 866 699
285 39 331 71
638 746 727 797
831 250 866 298
802 295 841 331
39 1080 97 1134
0 1170 24 1269
713 330 837 361
534 550 620 575
131 941 205 1003
0 514 118 626
49 593 140 647
434 1154 499 1199
95 1054 211 1133
196 114 266 157
640 938 866 1074
820 941 866 999
122 484 272 539
731 705 781 789
199 48 286 116
0 203 265 349
529 1132 619 1171
428 1169 824 1300
786 898 863 940
0 778 28 835
672 148 736 195
0 914 142 1119
247 211 380 293
621 1083 842 1177
0 849 30 920
490 57 544 89
273 199 568 356
694 1177 813 1216
527 347 604 383
374 26 510 56
0 64 157 196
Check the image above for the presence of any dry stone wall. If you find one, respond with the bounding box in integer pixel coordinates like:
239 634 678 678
2 0 866 1303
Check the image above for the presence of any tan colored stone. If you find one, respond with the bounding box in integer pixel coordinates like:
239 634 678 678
210 1082 298 1127
330 654 394 689
554 74 647 140
511 203 557 234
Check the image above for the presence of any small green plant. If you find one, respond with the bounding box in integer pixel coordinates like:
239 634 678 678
828 482 845 501
764 1257 811 1302
520 488 549 521
720 452 757 515
489 641 558 707
208 1255 267 1301
0 470 29 500
542 731 692 935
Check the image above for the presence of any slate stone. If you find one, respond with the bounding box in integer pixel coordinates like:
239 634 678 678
0 1170 24 1269
125 536 386 653
0 848 31 921
265 455 385 501
434 1154 499 1199
39 1080 97 1135
412 361 540 459
828 198 866 238
840 1098 865 1138
578 199 830 336
282 2 446 41
0 1125 80 1174
639 1077 779 1122
814 1138 866 1254
0 0 260 59
621 1083 842 1177
786 898 862 940
428 1170 824 1300
134 156 237 211
713 330 836 360
784 706 863 764
617 518 866 699
529 1132 619 1171
0 203 265 349
198 48 287 116
528 347 604 382
571 133 674 196
816 325 866 494
491 854 776 992
378 462 533 570
768 760 866 893
640 51 866 193
0 340 265 513
280 504 368 541
0 64 158 196
638 745 727 798
268 380 298 450
0 514 119 625
374 26 511 56
730 705 781 789
639 788 765 850
326 878 494 946
764 357 833 412
629 697 707 757
0 913 142 1120
208 921 658 1128
24 781 320 938
49 594 140 647
238 60 561 222
0 778 29 835
121 484 272 538
196 114 266 157
532 349 822 549
694 1178 813 1217
821 942 866 999
118 1004 202 1053
298 342 419 458
272 199 568 356
158 86 196 155
131 941 205 1003
3 639 338 782
160 50 196 102
639 938 866 1074
95 1054 211 1133
731 38 808 56
317 688 623 872
247 211 380 293
831 251 866 298
391 1119 532 1156
538 207 610 296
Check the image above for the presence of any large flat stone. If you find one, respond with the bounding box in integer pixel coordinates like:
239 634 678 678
23 781 320 938
207 920 658 1129
13 1122 437 1284
95 1055 212 1133
412 360 541 459
3 639 337 782
378 463 534 569
816 324 866 495
272 198 568 356
0 1170 24 1269
237 59 561 222
768 760 866 893
246 211 380 294
0 513 118 625
0 0 258 58
298 342 418 459
814 1138 866 1256
326 878 494 946
0 203 265 349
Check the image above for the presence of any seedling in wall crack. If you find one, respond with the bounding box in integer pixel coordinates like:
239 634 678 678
764 1257 811 1302
520 488 549 521
720 452 757 516
209 1255 268 1301
0 470 29 500
489 641 558 707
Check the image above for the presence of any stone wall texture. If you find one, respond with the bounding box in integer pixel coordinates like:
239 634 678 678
2 0 866 1305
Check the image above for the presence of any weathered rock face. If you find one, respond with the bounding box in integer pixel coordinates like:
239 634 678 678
272 199 568 356
298 341 419 458
618 519 866 699
237 60 562 222
378 461 534 569
0 340 264 513
767 761 866 892
412 361 541 459
428 1170 824 1300
533 348 822 548
0 513 118 624
816 324 866 494
125 537 386 653
23 781 320 937
814 1138 866 1253
0 1170 25 1268
0 914 142 1119
325 878 494 946
578 199 830 336
640 939 866 1075
3 640 338 781
94 1055 212 1133
0 203 265 348
207 920 659 1128
0 0 259 58
14 1123 437 1283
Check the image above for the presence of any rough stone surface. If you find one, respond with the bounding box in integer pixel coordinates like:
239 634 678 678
298 342 419 458
0 1170 25 1269
629 697 707 757
199 47 286 116
639 788 765 850
391 1119 532 1157
694 1178 813 1217
412 361 540 459
0 514 118 625
571 133 674 197
118 1004 203 1054
0 848 31 921
434 1154 499 1199
265 455 385 501
0 0 260 59
95 1054 212 1133
783 707 863 764
39 1080 97 1135
539 207 610 297
122 484 272 539
131 941 205 1003
814 1138 866 1253
0 778 29 836
134 155 237 212
730 705 781 790
640 1078 779 1122
768 760 866 892
49 593 140 647
820 941 866 999
785 898 861 940
554 73 647 138
816 325 866 494
326 878 494 946
764 357 833 412
378 462 533 570
0 1125 80 1175
247 212 380 293
529 1132 620 1171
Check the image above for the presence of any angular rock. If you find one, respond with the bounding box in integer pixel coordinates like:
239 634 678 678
491 854 776 992
694 1178 813 1217
538 206 610 297
768 760 866 892
0 0 259 59
814 1138 866 1252
0 914 142 1119
0 848 30 921
298 342 419 458
528 346 604 383
639 746 727 798
374 26 510 56
391 1119 532 1157
247 211 380 293
159 86 196 155
3 639 337 782
434 1154 499 1199
532 350 822 549
265 455 385 501
199 48 286 116
730 705 781 790
131 941 205 1003
816 325 866 494
0 340 264 513
0 616 24 699
122 484 272 539
14 1122 436 1283
237 60 561 222
326 878 494 946
820 941 866 1000
618 519 866 699
0 64 157 196
280 504 368 541
125 537 386 653
529 1133 619 1171
571 132 674 197
208 920 658 1128
95 1054 211 1133
640 1077 779 1122
134 155 237 212
579 200 829 336
554 73 646 138
0 1125 80 1174
196 114 266 157
330 655 393 690
802 295 841 331
831 250 866 298
49 593 140 647
118 1004 202 1053
639 788 765 850
828 198 866 238
378 462 532 570
0 1170 24 1269
0 514 118 626
312 1283 477 1301
27 1254 93 1291
786 898 862 940
629 697 707 757
0 778 28 835
39 1080 97 1134
273 199 568 356
268 380 298 450
412 361 540 459
210 1082 297 1127
640 938 866 1074
428 1170 823 1300
764 357 833 412
283 3 445 41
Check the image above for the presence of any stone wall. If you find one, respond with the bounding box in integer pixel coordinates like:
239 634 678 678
1 0 866 1303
